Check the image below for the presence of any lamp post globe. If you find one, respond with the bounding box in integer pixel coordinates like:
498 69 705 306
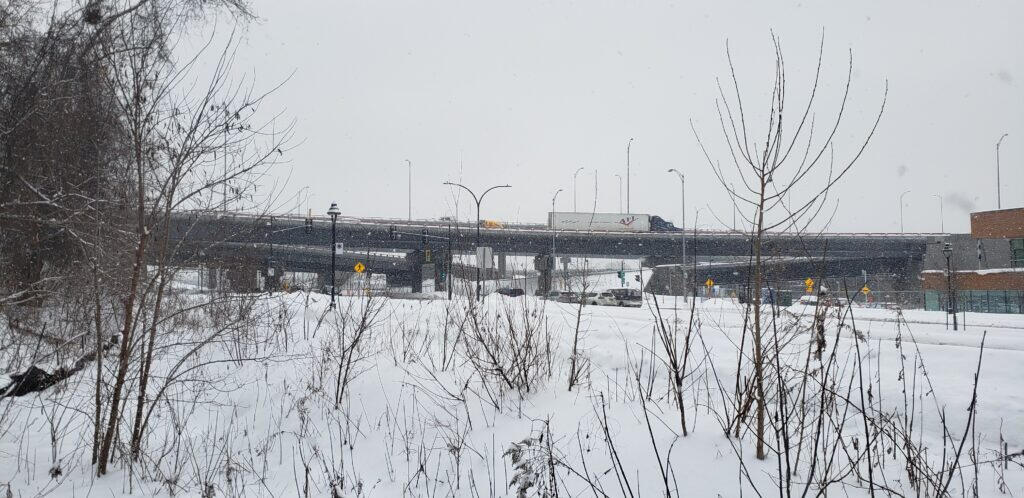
328 202 341 308
942 242 957 330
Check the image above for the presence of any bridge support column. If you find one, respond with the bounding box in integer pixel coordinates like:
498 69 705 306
201 267 220 290
226 264 259 293
264 261 282 291
534 254 553 295
405 250 427 293
498 253 507 277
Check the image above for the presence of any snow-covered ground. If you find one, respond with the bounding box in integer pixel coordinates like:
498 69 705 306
2 288 1023 496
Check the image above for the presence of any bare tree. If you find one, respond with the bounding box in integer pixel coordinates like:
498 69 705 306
692 33 887 459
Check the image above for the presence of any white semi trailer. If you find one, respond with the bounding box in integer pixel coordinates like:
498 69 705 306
548 212 652 232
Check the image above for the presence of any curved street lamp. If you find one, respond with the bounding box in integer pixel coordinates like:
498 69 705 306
932 194 944 233
614 173 623 213
572 167 584 212
406 159 413 221
442 181 511 301
550 188 563 293
899 190 911 233
997 133 1008 209
668 168 687 301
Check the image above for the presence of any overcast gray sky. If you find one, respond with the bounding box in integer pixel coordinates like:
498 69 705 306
221 0 1022 233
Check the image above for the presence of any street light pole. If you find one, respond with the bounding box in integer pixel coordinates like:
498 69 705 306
668 168 686 301
442 181 511 301
406 159 412 221
943 242 958 331
615 174 623 212
899 190 911 233
933 194 944 233
551 188 563 290
731 182 736 231
997 133 1008 209
626 138 634 212
327 202 341 309
572 166 584 212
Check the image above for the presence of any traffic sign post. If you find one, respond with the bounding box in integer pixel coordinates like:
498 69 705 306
804 277 815 294
705 278 714 296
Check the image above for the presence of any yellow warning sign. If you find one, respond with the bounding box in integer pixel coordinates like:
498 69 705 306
861 285 870 294
705 278 715 287
354 262 365 273
804 277 815 294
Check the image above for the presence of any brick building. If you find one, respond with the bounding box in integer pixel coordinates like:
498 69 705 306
922 207 1024 314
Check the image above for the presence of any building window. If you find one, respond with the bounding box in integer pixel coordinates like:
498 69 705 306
1011 238 1024 268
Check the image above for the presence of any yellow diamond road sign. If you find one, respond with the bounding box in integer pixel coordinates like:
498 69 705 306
804 278 814 287
861 285 870 294
705 278 714 287
354 262 365 273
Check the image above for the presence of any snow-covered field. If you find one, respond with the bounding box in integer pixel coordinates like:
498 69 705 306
2 287 1023 497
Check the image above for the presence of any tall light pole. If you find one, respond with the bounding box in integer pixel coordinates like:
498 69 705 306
614 174 623 212
442 181 510 301
898 190 911 233
933 194 945 233
997 133 1008 209
572 166 584 212
668 168 686 301
406 159 412 221
327 202 341 309
626 138 634 212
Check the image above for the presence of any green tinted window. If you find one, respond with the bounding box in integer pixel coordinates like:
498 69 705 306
1011 239 1024 268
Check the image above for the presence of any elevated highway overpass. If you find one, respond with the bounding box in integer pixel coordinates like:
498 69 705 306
166 212 947 293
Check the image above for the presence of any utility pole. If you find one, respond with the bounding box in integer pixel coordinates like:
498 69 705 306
442 181 510 301
997 133 1008 209
626 138 634 212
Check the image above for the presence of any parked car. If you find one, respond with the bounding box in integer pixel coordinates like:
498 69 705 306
797 295 818 306
496 287 525 297
608 288 642 307
596 291 619 306
557 292 577 303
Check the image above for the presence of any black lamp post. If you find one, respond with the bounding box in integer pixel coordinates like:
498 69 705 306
328 202 341 309
443 181 510 301
942 242 958 330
